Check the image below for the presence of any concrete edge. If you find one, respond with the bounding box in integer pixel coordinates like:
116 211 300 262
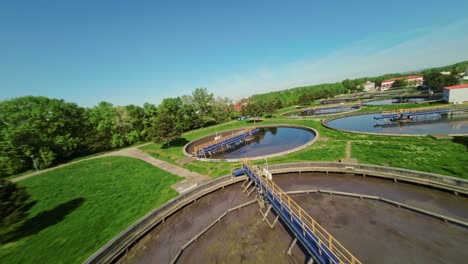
183 124 320 162
279 105 361 118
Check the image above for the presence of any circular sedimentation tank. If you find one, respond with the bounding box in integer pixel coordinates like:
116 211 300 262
282 105 360 117
362 95 442 106
324 111 468 135
184 125 317 160
116 170 468 264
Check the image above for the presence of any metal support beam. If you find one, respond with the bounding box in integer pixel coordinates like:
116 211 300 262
243 181 253 193
287 238 297 256
247 185 256 196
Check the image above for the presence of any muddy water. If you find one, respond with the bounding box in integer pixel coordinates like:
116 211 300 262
274 172 468 221
117 183 253 264
177 204 306 264
118 173 468 264
118 183 304 264
293 193 468 263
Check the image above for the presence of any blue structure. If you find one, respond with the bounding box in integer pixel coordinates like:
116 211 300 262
374 108 451 120
235 160 360 264
195 128 260 158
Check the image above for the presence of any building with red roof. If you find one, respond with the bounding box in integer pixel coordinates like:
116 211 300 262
443 84 468 104
380 75 424 90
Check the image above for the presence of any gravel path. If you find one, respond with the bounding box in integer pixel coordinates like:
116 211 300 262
11 143 211 193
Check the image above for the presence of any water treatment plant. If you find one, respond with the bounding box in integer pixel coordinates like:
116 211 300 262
104 163 468 264
4 5 468 264
83 102 468 264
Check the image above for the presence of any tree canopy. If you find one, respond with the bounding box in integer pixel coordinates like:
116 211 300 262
0 88 236 177
424 72 458 91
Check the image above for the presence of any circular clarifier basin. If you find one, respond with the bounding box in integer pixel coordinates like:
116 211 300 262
325 112 468 135
117 172 468 264
363 96 441 106
283 106 360 117
185 126 317 160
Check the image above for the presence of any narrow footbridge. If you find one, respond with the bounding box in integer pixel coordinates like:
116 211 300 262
374 106 451 120
233 159 361 264
193 128 260 158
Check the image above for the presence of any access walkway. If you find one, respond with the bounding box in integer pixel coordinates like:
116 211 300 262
374 106 451 120
193 128 260 158
233 159 361 264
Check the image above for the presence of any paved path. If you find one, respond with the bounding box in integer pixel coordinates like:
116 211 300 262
109 148 211 193
345 141 352 159
342 140 358 163
11 143 211 193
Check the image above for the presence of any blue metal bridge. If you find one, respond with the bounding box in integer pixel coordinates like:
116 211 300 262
373 106 451 120
233 159 361 264
193 128 260 158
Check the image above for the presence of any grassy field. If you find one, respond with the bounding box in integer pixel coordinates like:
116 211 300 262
0 156 182 264
2 100 467 264
140 107 468 179
351 136 468 176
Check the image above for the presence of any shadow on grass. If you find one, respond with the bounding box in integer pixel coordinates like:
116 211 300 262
1 198 84 243
452 136 468 151
161 138 190 149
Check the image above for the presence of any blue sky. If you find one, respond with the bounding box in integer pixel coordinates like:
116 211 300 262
1 1 468 107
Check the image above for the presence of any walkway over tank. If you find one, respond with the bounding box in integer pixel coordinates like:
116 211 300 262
233 159 361 264
374 106 451 120
193 128 260 158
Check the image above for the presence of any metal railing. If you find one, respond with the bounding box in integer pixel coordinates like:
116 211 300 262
265 162 468 194
193 127 258 156
380 106 449 115
238 159 361 264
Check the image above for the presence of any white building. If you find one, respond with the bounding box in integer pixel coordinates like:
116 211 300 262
380 75 424 90
443 84 468 104
358 81 375 92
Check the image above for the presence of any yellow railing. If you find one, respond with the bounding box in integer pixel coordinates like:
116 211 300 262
241 159 361 264
193 128 257 156
381 106 448 115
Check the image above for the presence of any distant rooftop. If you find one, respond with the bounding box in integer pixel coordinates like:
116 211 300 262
444 84 468 90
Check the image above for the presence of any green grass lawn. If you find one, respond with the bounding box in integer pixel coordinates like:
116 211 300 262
0 156 182 264
352 137 468 177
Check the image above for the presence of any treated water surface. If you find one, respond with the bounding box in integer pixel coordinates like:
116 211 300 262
209 127 315 159
326 113 468 135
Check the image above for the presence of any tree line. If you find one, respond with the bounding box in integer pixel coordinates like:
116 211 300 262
250 60 468 107
0 88 239 177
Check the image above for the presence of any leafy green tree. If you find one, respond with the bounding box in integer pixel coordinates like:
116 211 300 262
0 179 31 229
273 98 283 109
243 101 264 122
392 79 408 88
142 103 158 140
0 96 87 174
342 79 356 92
297 93 311 105
192 88 214 118
211 97 231 124
124 105 145 143
150 98 183 146
180 103 201 131
424 72 458 90
85 102 118 151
